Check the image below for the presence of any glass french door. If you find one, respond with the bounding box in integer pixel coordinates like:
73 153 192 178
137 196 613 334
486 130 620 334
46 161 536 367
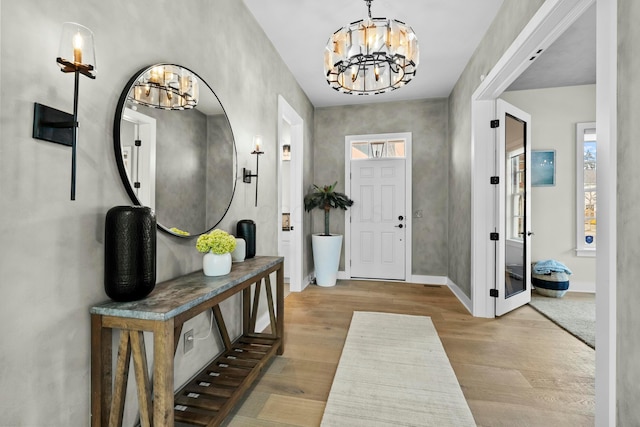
496 100 532 316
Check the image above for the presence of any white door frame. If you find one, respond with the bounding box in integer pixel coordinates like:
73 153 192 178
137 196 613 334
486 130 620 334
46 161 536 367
344 132 412 282
122 107 156 210
469 0 615 424
277 95 305 292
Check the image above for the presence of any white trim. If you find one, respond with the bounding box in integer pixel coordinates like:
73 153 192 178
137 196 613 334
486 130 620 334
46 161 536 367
447 279 473 315
595 0 617 424
471 100 497 318
344 132 412 282
122 108 156 210
575 248 596 258
565 280 595 293
254 311 271 335
277 96 306 293
410 275 448 285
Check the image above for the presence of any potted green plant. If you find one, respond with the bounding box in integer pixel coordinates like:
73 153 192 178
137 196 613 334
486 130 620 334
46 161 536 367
304 182 354 287
196 229 237 276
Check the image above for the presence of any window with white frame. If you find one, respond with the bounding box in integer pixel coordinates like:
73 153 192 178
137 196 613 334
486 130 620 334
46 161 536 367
576 122 596 256
350 138 406 159
507 148 525 241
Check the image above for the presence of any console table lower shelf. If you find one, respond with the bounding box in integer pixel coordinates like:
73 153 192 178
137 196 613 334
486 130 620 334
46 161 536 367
90 256 284 427
174 335 280 425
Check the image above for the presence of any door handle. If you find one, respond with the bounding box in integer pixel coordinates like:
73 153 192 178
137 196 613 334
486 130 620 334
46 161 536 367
395 224 404 228
290 226 294 231
527 231 534 236
398 215 404 221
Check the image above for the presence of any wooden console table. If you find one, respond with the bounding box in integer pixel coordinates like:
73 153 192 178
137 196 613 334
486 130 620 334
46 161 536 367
90 256 284 427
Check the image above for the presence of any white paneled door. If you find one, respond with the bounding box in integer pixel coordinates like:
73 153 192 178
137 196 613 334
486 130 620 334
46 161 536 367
350 159 406 280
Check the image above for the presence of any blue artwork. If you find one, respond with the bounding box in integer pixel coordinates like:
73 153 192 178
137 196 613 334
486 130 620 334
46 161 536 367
531 150 556 186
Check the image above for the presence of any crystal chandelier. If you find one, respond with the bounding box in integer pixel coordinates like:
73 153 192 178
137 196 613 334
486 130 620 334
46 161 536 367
324 0 419 95
129 64 199 110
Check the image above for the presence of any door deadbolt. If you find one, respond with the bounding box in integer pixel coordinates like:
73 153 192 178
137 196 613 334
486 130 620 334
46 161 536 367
398 215 404 221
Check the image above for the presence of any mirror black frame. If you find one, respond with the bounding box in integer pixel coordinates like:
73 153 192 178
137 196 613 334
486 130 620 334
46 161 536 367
113 63 237 238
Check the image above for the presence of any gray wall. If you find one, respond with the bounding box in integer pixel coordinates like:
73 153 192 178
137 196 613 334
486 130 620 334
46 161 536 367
314 99 449 275
617 0 640 422
0 0 314 425
447 0 545 296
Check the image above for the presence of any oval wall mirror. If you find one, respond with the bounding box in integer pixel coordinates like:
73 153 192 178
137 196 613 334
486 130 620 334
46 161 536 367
113 64 237 238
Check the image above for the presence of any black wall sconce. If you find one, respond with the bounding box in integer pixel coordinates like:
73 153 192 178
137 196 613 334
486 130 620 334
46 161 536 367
243 135 263 207
32 22 96 200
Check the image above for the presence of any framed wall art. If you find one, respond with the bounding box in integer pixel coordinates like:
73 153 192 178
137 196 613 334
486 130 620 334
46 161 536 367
531 150 556 186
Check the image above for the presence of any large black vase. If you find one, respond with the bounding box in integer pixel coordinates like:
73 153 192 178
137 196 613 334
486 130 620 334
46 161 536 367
104 206 157 301
236 219 256 259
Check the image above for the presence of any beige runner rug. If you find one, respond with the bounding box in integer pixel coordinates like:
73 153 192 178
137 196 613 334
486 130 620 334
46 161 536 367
321 312 476 427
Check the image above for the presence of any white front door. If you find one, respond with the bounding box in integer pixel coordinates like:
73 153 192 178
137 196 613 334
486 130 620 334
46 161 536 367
496 99 532 316
350 159 406 280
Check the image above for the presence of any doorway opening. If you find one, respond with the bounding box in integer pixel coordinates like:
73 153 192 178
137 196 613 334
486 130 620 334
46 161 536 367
277 96 305 292
469 0 616 423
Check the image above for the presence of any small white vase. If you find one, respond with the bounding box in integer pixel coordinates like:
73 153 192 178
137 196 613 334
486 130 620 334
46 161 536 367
203 252 232 276
231 238 246 263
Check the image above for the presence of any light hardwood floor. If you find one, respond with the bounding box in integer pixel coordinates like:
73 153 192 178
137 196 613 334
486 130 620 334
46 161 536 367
222 281 595 427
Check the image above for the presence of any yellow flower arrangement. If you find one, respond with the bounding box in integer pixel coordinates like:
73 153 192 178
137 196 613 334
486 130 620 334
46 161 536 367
196 229 237 254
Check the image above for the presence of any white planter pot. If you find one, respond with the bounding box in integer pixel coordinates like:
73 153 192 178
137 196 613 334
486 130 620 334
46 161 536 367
312 234 343 287
203 252 232 276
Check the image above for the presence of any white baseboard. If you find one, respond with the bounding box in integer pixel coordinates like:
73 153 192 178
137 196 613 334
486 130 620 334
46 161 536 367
254 311 271 334
567 280 596 293
447 278 473 314
336 271 448 285
410 275 448 285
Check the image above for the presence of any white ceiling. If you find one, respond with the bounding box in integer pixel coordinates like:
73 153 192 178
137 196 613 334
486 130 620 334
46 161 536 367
508 3 596 91
243 1 596 108
244 0 505 108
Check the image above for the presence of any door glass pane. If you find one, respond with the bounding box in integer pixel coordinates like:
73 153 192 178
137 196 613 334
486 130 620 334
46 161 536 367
386 140 405 157
351 142 369 159
505 114 527 298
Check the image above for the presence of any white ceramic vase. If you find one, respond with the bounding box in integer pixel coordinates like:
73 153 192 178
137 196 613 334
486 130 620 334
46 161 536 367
203 252 232 276
231 237 246 263
311 234 343 287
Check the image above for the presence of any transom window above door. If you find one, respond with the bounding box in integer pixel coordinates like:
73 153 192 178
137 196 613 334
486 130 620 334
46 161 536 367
350 139 406 159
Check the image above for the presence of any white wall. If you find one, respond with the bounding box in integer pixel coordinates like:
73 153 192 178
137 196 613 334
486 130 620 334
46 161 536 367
501 84 596 291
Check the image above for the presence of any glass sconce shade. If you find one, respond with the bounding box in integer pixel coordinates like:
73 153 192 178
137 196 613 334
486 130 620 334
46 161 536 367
253 135 263 153
129 64 199 110
57 22 97 78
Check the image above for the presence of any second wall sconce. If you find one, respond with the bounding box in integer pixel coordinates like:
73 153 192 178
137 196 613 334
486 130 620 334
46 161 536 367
243 135 263 207
32 22 97 200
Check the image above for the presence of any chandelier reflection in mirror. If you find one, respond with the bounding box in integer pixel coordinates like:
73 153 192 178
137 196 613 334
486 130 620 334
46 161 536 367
324 0 419 95
129 65 199 110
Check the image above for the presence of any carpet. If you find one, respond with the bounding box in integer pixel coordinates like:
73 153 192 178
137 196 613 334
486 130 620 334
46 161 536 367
529 292 595 349
320 312 476 427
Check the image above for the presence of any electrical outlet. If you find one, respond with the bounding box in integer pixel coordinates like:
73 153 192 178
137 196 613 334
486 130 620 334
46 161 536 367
184 329 194 354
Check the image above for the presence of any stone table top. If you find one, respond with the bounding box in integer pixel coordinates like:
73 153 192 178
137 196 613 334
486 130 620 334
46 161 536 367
90 256 283 321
